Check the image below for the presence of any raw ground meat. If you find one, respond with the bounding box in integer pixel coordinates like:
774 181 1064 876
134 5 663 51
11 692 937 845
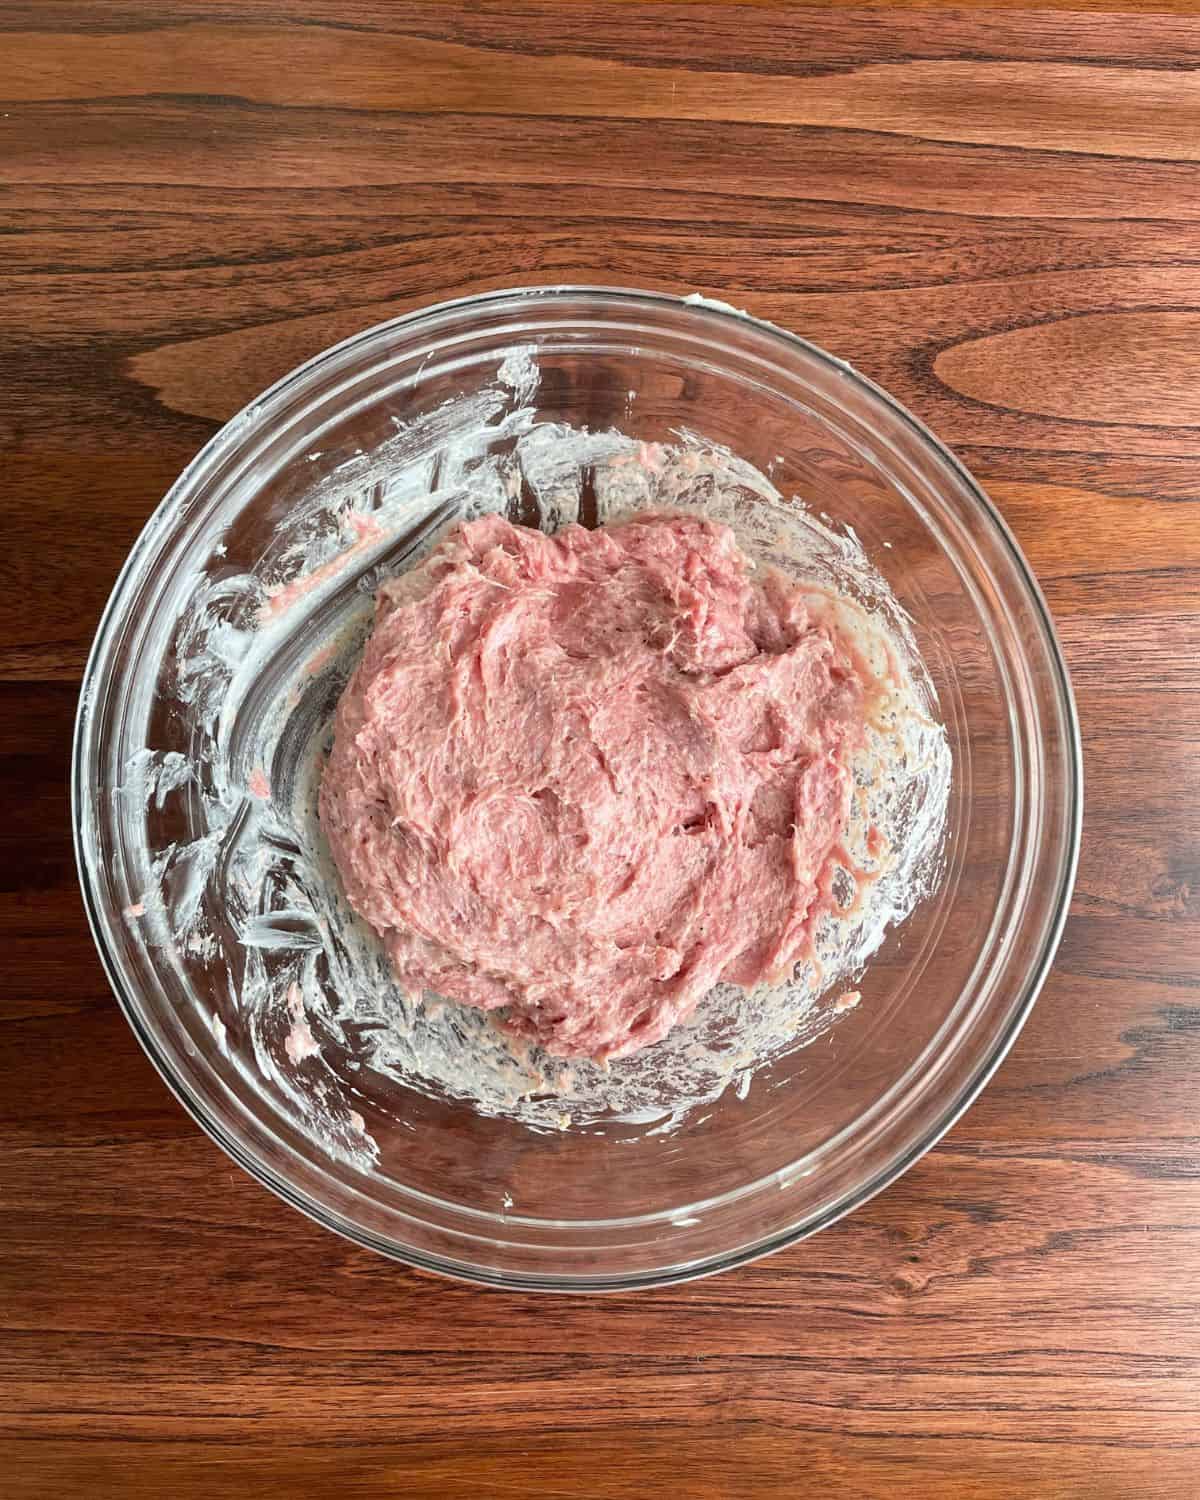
319 511 865 1060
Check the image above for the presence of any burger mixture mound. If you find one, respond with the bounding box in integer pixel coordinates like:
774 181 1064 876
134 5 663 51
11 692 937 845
319 512 866 1061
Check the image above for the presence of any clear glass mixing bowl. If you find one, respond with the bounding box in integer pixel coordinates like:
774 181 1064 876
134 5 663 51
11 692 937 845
74 287 1081 1290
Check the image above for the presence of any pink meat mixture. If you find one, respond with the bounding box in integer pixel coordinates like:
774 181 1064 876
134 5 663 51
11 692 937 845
319 512 866 1061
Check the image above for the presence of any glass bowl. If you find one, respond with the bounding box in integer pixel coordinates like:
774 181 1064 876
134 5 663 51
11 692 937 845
74 287 1081 1290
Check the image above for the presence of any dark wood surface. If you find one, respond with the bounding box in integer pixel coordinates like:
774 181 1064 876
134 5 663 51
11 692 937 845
4 4 1200 1495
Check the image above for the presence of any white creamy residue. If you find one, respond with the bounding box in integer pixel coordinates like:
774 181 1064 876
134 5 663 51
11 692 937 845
118 348 951 1165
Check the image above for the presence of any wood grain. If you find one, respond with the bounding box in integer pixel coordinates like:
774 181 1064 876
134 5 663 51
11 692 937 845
2 4 1199 1496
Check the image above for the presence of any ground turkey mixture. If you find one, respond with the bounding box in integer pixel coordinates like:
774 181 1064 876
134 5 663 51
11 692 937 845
320 512 866 1060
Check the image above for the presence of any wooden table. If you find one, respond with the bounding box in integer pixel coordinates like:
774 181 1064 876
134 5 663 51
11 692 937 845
4 3 1200 1495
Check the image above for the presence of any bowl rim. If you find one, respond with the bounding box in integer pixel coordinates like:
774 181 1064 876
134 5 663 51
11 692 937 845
72 283 1083 1291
